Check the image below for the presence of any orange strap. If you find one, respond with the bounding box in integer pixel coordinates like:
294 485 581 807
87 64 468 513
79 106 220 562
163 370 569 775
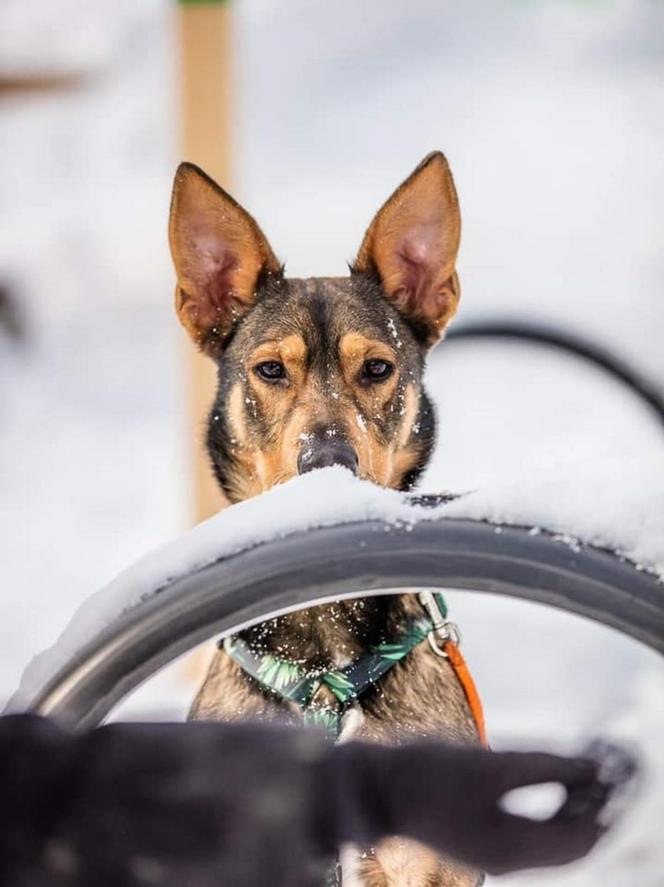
444 640 488 747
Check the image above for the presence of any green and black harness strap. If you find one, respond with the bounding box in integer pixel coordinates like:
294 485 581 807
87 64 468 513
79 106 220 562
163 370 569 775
224 593 487 745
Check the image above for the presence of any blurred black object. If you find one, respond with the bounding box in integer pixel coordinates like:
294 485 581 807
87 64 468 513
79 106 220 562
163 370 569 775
448 319 664 429
581 740 639 828
0 284 25 343
0 715 626 886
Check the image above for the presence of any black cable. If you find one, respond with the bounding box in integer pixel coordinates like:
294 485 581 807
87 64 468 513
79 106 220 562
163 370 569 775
446 319 664 430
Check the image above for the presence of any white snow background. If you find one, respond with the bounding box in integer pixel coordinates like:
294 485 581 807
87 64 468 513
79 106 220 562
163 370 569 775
1 1 663 884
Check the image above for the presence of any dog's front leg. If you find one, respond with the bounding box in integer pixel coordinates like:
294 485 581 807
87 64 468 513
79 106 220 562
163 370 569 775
189 647 296 724
341 642 482 887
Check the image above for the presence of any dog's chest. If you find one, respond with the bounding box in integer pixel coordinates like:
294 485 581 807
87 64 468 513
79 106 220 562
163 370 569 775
239 597 393 671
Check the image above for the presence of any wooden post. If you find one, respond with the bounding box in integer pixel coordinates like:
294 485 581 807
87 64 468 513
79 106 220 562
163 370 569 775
176 0 231 521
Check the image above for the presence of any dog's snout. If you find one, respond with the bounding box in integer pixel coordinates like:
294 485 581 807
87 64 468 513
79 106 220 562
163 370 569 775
298 439 359 476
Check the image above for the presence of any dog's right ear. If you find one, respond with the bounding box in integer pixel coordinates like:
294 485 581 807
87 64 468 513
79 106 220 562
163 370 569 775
169 163 281 356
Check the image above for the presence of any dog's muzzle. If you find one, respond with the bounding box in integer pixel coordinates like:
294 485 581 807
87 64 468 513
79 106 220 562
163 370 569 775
297 438 359 476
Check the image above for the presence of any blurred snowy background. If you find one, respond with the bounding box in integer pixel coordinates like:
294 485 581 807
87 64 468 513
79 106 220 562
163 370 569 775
0 1 662 884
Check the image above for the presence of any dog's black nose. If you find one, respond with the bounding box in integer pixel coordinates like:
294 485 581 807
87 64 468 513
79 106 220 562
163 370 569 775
298 440 359 476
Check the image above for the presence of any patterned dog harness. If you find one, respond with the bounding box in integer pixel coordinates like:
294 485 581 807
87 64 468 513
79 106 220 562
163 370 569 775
224 592 487 745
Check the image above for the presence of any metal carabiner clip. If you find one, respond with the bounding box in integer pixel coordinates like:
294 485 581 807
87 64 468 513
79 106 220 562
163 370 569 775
418 590 462 658
427 619 462 657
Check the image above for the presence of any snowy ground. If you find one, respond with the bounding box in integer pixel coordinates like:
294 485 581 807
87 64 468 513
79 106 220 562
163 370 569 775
1 1 663 884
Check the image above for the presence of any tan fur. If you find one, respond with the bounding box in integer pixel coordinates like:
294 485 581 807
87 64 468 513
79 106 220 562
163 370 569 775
339 333 399 376
250 334 308 369
397 385 419 448
222 383 263 500
353 840 473 887
222 331 426 495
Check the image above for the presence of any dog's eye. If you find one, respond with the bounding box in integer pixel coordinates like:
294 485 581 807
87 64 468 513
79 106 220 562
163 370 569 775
362 359 394 382
255 360 286 382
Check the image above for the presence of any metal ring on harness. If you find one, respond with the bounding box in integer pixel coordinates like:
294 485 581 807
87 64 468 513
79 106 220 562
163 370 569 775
418 590 462 658
427 620 462 658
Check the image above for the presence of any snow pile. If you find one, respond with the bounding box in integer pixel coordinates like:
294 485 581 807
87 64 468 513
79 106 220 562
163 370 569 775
445 454 664 577
6 469 423 712
8 455 663 712
587 667 664 887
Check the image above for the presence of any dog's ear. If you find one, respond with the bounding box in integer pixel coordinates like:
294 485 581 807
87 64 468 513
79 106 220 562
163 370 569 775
169 163 281 356
354 151 461 346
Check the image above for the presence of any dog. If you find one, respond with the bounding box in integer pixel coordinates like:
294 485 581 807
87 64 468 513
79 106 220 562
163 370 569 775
169 152 482 887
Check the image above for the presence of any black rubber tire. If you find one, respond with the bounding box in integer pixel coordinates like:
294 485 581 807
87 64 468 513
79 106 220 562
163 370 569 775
21 517 663 730
446 320 664 429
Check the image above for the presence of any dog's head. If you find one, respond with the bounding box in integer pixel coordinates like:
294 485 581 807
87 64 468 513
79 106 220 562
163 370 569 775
169 152 461 503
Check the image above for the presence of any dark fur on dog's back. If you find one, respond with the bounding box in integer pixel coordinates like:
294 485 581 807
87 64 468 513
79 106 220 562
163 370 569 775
169 153 481 886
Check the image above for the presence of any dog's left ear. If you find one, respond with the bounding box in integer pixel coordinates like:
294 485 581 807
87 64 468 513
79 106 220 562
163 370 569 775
169 162 281 357
354 151 461 347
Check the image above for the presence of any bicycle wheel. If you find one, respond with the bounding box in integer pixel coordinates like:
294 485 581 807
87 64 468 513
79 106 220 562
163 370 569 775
11 511 663 730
